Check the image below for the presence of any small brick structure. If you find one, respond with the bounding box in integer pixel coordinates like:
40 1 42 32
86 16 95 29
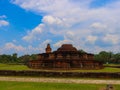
28 44 103 69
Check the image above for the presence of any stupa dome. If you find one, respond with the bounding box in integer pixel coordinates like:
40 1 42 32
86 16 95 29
57 44 77 52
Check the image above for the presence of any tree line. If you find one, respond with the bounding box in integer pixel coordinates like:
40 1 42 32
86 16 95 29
94 51 120 64
0 51 120 64
0 53 37 64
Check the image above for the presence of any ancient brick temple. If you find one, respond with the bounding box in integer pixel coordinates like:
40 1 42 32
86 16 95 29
28 44 103 69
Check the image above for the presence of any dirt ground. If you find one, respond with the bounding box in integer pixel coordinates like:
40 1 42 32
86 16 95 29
0 76 120 84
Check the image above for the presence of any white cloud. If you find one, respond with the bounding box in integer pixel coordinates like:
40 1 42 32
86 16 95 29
22 24 44 42
42 15 69 27
65 31 75 40
0 20 9 27
86 35 98 44
41 39 52 46
103 34 120 45
54 39 73 48
43 15 61 25
38 39 52 52
0 42 41 55
0 15 9 27
22 15 70 42
11 0 120 53
90 22 107 29
4 42 25 52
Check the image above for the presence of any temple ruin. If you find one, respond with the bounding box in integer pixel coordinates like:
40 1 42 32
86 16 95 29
28 44 103 69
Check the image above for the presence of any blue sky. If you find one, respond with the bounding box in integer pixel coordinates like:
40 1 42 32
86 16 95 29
0 0 120 56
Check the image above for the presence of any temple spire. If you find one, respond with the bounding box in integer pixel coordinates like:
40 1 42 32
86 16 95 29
45 44 52 53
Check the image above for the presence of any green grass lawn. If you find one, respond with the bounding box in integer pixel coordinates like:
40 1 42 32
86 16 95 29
70 67 120 72
104 64 120 67
0 81 120 90
0 63 30 70
0 63 120 72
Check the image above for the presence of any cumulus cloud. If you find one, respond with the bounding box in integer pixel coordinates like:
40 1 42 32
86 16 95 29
103 34 120 45
1 40 52 55
22 24 44 42
38 39 52 52
11 0 120 53
43 16 61 25
4 42 25 51
86 35 98 44
0 15 9 27
90 22 107 29
54 39 73 48
40 39 52 46
0 42 41 55
0 42 26 55
0 20 9 27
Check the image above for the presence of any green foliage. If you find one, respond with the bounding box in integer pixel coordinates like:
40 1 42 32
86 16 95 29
12 53 18 62
18 54 37 64
78 49 87 54
0 54 13 63
18 55 31 64
0 50 120 65
0 54 37 64
94 51 120 64
0 81 120 90
113 53 120 64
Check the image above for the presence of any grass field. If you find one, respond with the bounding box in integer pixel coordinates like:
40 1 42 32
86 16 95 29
0 63 120 72
104 64 120 66
0 63 30 70
0 81 120 90
0 64 119 90
71 67 120 72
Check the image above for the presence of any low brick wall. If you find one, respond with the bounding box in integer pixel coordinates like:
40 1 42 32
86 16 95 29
105 66 120 68
0 70 119 79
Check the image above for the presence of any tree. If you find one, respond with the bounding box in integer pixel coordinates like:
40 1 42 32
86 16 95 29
113 53 120 64
0 54 12 63
94 51 113 64
78 49 86 54
12 53 18 63
18 55 31 64
30 54 37 60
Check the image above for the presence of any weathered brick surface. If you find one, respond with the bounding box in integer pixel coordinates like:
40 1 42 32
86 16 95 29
0 70 119 78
